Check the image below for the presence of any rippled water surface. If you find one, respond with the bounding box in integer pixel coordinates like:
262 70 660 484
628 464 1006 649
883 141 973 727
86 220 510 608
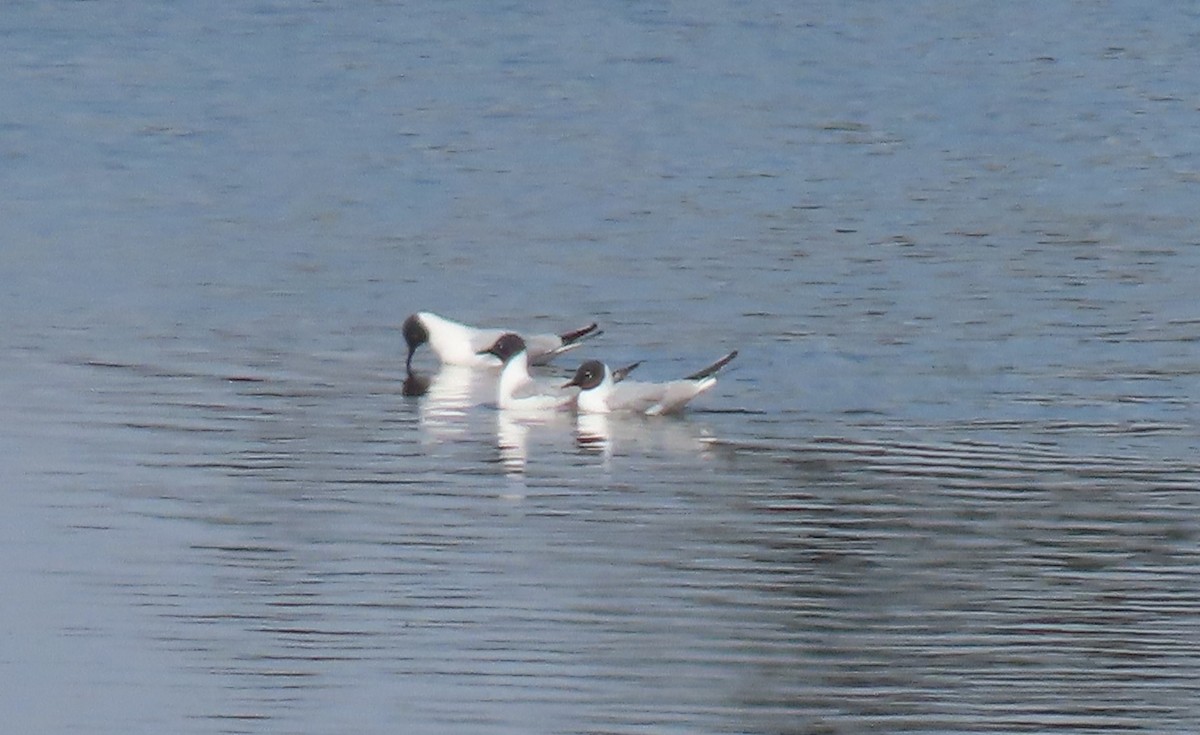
4 2 1200 733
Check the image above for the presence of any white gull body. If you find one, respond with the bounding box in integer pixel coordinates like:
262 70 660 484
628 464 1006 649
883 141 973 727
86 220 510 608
403 311 598 370
481 333 576 412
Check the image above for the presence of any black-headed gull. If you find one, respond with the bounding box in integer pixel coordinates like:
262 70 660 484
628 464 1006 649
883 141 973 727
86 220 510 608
403 311 599 371
477 333 576 411
563 351 738 415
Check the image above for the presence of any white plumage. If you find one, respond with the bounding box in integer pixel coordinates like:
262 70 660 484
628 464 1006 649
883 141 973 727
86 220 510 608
403 311 598 371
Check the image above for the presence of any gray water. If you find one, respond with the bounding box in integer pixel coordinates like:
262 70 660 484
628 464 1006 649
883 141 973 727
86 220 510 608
4 2 1200 733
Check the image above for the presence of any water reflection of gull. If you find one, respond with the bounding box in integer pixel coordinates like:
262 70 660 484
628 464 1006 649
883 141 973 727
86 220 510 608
416 366 490 441
575 413 614 458
496 412 530 477
496 411 574 478
575 412 718 459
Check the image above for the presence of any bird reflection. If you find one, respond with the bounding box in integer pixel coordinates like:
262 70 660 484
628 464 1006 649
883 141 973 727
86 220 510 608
413 366 489 442
574 411 718 460
402 371 431 397
575 413 613 457
496 413 530 478
495 411 574 481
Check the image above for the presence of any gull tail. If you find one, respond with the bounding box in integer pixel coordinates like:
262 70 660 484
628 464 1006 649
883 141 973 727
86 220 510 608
685 350 738 381
558 322 601 345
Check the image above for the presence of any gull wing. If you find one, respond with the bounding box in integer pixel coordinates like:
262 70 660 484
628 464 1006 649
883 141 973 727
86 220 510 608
605 381 670 414
526 322 601 365
645 380 714 416
684 350 738 380
611 361 643 383
508 376 573 409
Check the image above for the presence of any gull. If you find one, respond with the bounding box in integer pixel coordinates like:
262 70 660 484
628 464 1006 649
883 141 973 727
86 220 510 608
403 311 599 371
477 333 577 411
563 351 738 415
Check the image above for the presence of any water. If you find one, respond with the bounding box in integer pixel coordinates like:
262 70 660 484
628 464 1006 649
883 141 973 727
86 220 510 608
4 2 1200 733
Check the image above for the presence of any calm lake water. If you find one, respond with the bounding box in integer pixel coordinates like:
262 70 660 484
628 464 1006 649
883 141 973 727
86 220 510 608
4 2 1199 733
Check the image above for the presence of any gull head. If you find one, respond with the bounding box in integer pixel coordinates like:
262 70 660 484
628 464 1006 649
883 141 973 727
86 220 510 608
402 314 430 371
478 332 527 364
563 360 607 390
